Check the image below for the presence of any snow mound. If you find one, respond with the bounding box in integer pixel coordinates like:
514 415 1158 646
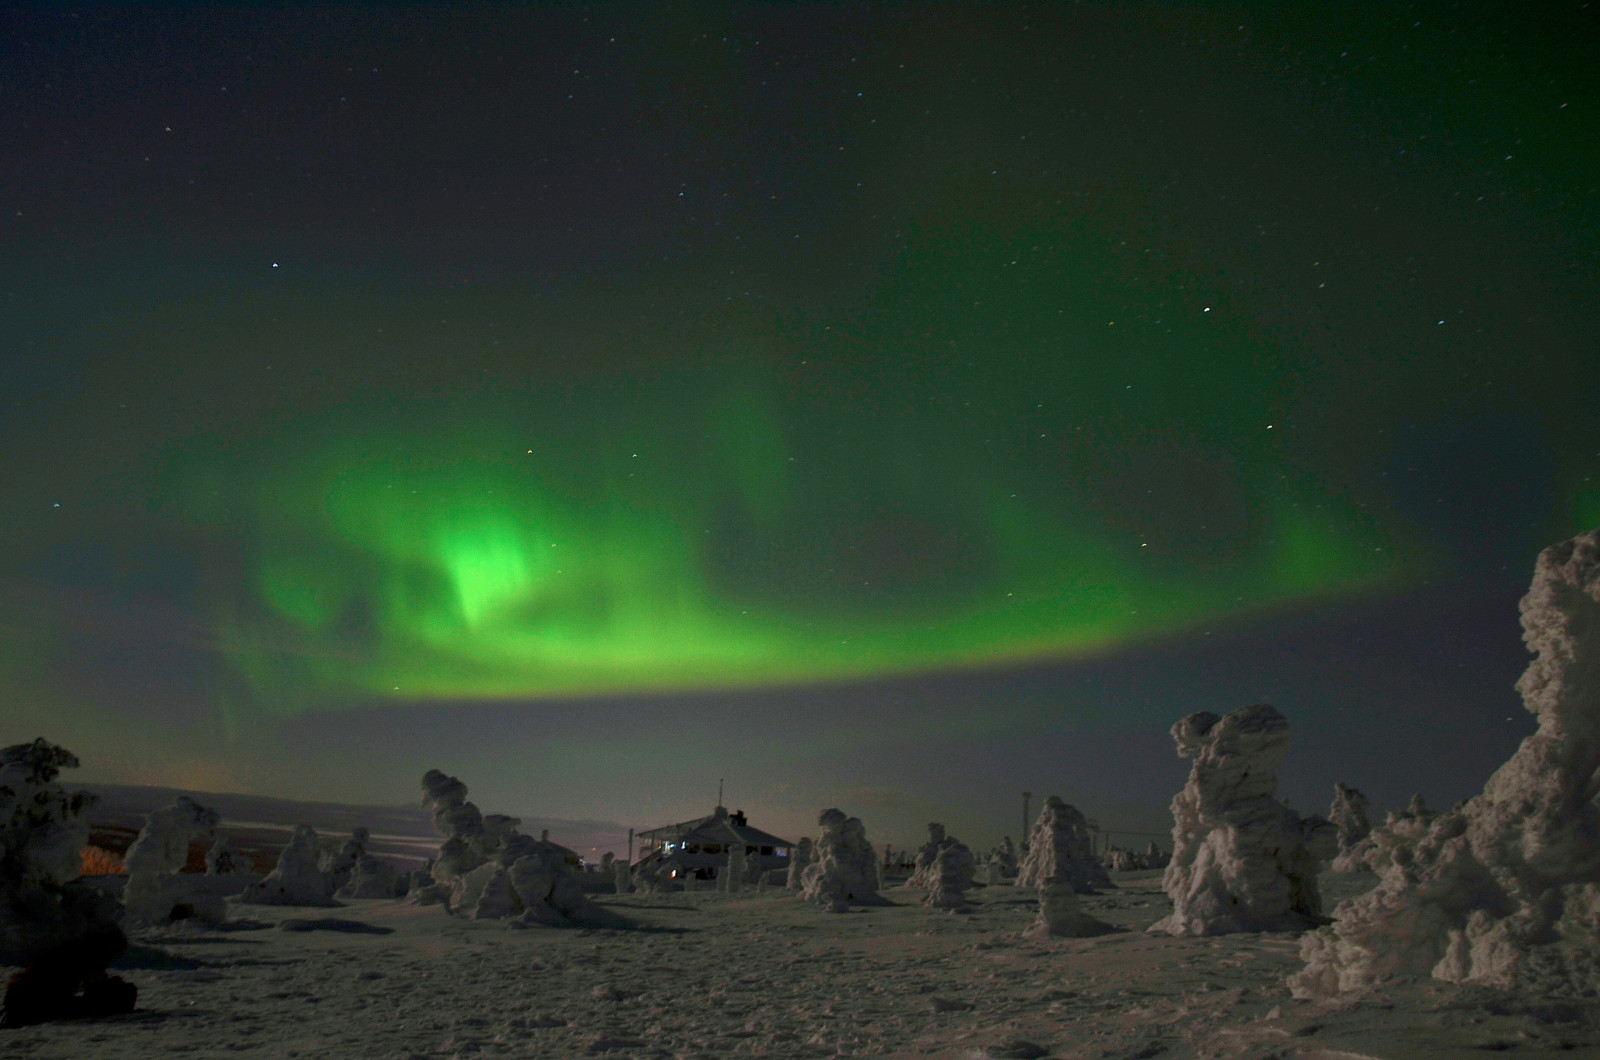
204 835 245 875
786 836 813 890
1293 529 1600 998
411 769 618 927
721 839 747 893
241 824 338 906
985 835 1019 882
1328 782 1372 871
317 826 367 890
798 808 890 911
335 854 406 899
1016 796 1112 894
923 838 977 910
123 796 227 924
1333 794 1433 875
629 854 665 894
908 823 952 891
1149 704 1334 936
1021 877 1115 941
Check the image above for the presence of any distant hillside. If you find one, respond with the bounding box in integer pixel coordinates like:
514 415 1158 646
83 783 632 870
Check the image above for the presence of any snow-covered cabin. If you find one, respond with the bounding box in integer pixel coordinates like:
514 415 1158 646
635 806 794 882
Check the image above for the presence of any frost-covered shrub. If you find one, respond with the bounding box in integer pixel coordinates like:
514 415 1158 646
0 739 126 963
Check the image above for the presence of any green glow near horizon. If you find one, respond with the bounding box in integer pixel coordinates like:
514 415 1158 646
169 225 1414 710
1573 482 1600 538
192 397 1403 707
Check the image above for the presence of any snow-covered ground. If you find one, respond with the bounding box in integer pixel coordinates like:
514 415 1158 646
4 868 1595 1059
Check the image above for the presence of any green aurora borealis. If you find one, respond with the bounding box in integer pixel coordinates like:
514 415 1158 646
4 2 1598 829
146 227 1408 709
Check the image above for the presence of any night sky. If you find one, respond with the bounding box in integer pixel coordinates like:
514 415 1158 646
4 2 1597 851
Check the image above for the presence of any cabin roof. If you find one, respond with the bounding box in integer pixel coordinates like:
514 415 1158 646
636 812 718 841
637 806 793 848
676 817 793 850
